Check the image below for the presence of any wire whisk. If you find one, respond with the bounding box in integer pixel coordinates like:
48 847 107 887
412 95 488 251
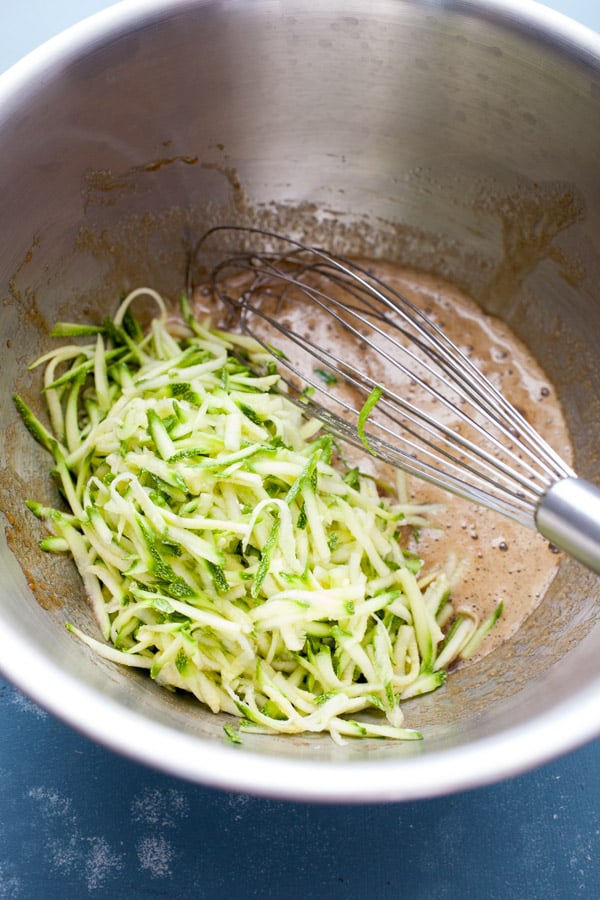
197 226 600 575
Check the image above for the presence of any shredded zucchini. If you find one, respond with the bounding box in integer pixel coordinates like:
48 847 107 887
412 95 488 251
14 288 501 744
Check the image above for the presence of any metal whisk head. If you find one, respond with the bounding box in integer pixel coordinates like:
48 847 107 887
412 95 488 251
193 226 600 575
202 227 573 530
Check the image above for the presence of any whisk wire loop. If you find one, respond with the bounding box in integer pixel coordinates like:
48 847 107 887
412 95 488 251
199 226 577 531
235 301 545 523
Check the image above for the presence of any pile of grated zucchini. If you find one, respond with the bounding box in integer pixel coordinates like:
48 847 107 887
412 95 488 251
14 288 501 744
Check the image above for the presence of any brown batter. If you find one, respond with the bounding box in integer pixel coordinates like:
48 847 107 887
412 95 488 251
195 259 573 664
372 264 572 660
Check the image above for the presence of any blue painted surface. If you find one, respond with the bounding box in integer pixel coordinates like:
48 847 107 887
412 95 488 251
0 3 598 898
1 675 599 899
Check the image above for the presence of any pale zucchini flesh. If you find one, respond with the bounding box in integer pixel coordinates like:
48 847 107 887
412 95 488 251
14 288 501 744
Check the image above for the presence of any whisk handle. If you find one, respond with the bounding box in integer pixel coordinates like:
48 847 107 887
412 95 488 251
536 477 600 575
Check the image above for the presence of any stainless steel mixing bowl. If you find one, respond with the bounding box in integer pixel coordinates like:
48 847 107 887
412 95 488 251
1 0 599 802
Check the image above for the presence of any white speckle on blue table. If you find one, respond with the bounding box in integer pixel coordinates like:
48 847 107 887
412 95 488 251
8 690 48 719
26 786 125 891
129 786 189 828
136 834 176 880
0 860 22 899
